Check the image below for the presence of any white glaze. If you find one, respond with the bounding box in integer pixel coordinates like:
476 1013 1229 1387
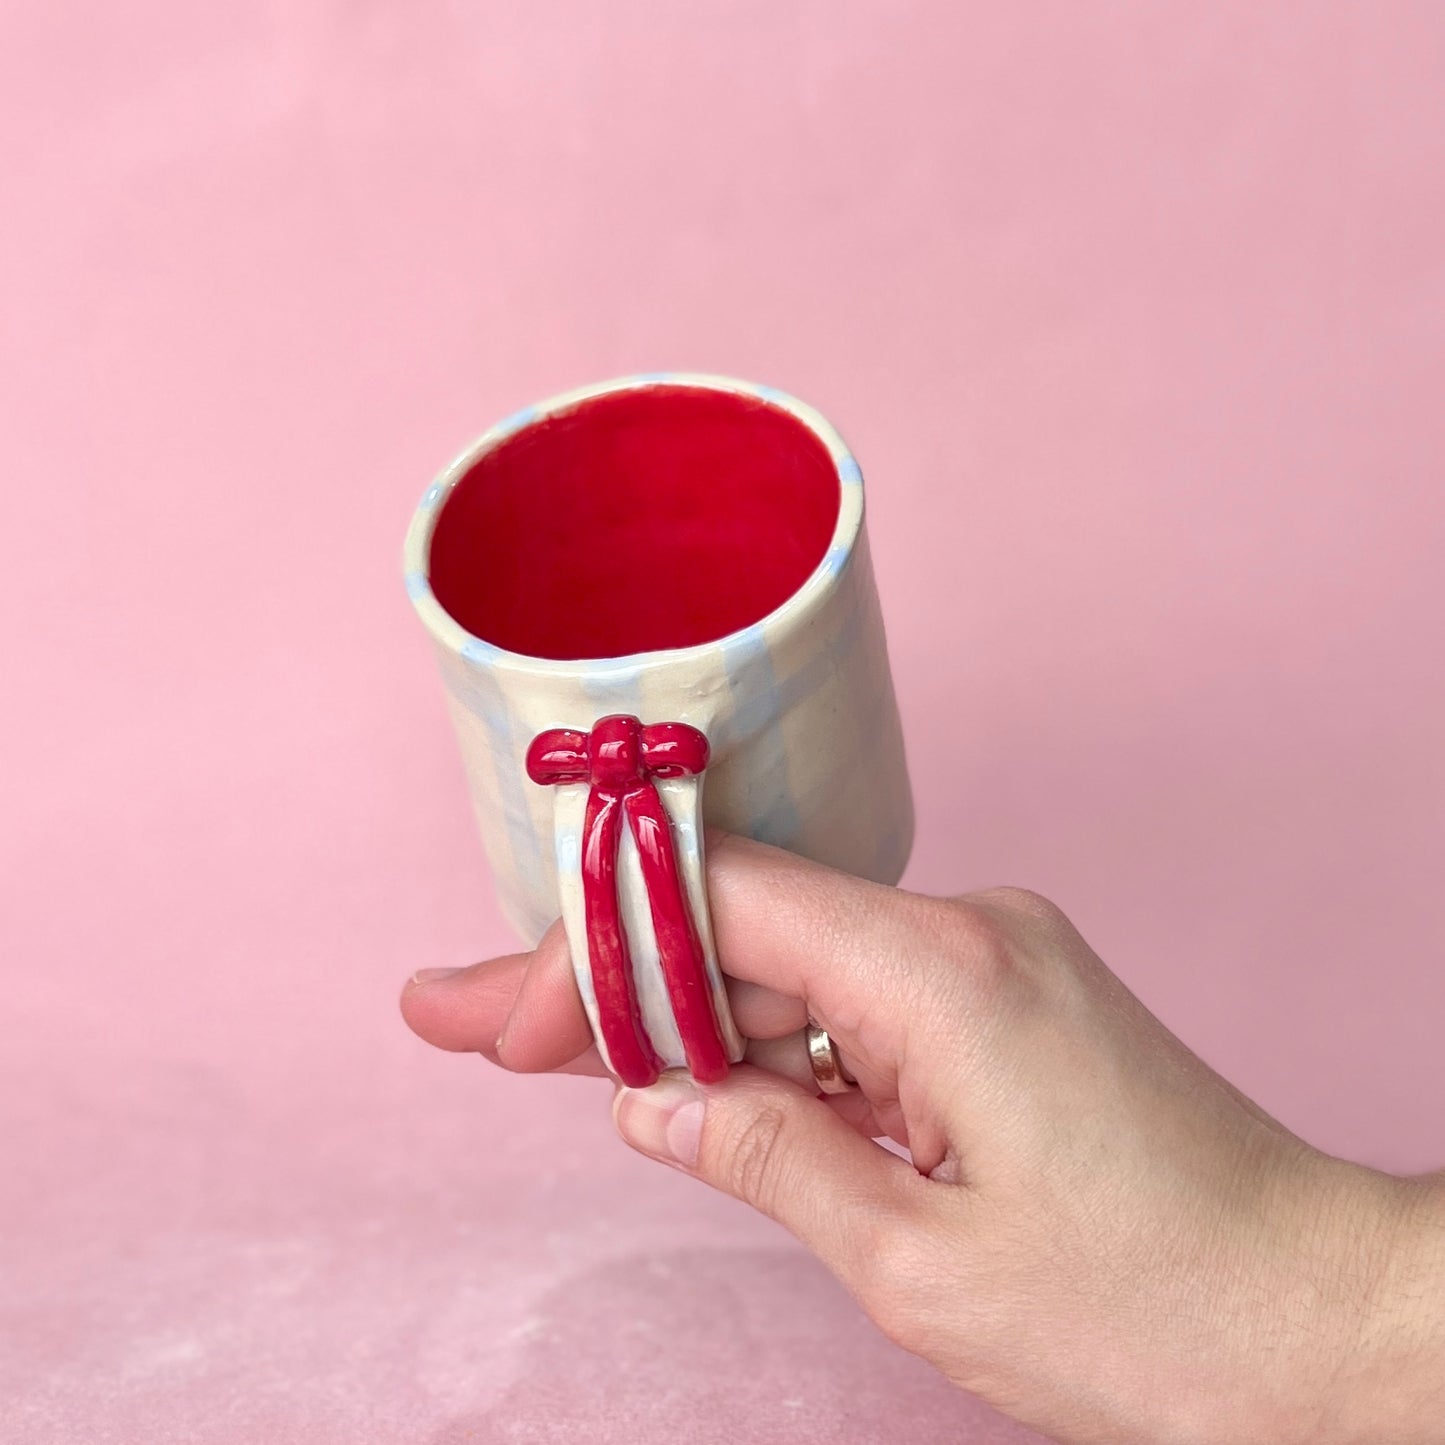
404 373 913 1077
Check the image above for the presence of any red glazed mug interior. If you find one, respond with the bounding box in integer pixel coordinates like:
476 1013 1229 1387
426 384 842 660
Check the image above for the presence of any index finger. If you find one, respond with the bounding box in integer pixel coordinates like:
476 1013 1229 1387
705 832 949 1054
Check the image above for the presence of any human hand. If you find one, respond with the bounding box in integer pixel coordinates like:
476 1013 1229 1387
401 835 1445 1445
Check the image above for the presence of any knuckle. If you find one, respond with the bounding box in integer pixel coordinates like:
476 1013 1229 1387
932 896 1018 999
973 885 1067 928
948 886 1089 992
723 1103 790 1214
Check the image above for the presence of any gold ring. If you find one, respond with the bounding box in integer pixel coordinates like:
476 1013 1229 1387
805 1021 857 1094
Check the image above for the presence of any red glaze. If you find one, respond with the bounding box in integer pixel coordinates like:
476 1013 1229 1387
623 783 729 1083
526 715 729 1086
579 786 663 1088
429 386 840 659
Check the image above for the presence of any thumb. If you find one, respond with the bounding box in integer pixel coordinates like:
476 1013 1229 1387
613 1065 927 1289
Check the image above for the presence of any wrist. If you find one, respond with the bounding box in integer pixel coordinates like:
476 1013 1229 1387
1316 1166 1445 1444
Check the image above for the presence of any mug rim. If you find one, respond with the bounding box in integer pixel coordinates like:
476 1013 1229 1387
401 371 865 675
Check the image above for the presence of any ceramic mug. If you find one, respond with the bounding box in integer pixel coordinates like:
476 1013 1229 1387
403 373 913 1087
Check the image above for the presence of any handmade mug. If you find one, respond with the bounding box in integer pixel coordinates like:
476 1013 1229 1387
403 374 912 1087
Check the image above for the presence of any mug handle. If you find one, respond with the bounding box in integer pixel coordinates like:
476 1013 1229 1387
525 713 744 1087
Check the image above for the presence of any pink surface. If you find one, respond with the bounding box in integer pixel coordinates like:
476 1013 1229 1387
4 3 1444 1441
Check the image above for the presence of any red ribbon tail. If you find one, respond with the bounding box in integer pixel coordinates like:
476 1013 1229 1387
624 784 731 1084
582 788 663 1088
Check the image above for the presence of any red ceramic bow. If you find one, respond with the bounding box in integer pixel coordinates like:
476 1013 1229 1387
526 714 729 1087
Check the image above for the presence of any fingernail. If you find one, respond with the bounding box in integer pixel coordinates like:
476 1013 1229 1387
613 1075 704 1169
410 967 460 985
494 1013 515 1062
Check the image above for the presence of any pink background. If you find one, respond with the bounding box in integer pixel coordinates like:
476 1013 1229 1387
5 3 1443 1441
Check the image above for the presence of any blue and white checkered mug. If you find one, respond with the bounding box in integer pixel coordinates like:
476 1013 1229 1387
403 374 912 1085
